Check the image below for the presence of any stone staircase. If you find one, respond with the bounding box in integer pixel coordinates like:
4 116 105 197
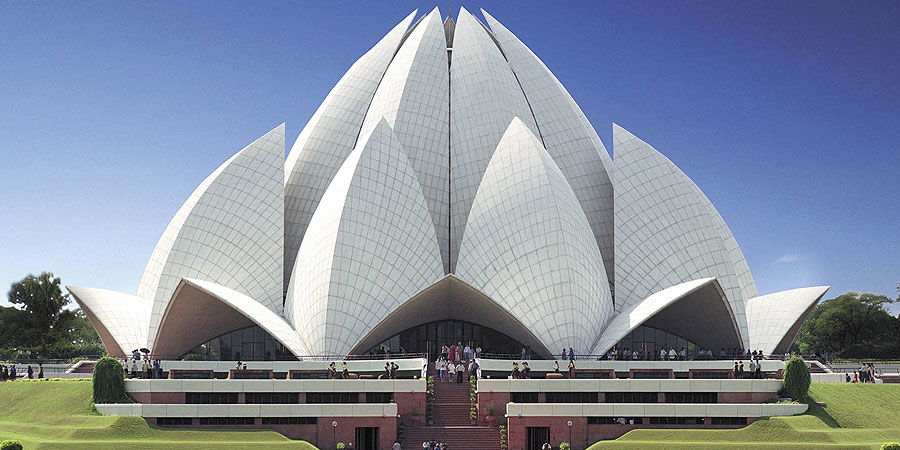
402 363 501 449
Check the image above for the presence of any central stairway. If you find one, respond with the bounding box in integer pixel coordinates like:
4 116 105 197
402 363 501 449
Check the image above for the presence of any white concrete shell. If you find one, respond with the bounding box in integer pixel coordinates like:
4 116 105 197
746 286 830 355
283 10 417 289
591 278 742 355
482 10 616 291
67 286 151 357
285 119 444 355
139 125 285 350
152 279 309 359
358 8 451 273
613 124 750 345
456 117 613 355
448 7 540 272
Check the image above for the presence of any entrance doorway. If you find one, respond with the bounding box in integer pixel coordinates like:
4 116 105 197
526 426 550 450
355 426 379 450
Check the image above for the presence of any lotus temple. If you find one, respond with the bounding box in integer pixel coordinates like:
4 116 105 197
68 7 828 363
71 8 838 448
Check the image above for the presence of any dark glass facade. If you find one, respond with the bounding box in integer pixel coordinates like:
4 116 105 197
367 319 527 360
613 325 700 360
183 325 295 361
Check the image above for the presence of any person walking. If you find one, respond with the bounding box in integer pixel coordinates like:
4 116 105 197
38 363 44 379
448 359 457 381
568 347 576 361
456 362 465 383
440 359 448 382
131 359 138 378
393 441 401 450
26 365 33 379
154 359 161 379
328 362 337 379
464 344 472 362
449 343 457 364
669 347 677 361
341 362 349 379
522 362 531 379
568 360 576 379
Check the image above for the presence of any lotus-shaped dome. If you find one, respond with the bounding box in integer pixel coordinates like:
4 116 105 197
68 8 828 360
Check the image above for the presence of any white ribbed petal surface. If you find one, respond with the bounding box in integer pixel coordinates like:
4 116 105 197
286 120 444 355
456 117 613 355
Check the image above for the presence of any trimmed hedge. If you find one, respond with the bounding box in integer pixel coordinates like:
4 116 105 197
881 443 900 450
783 355 811 402
1 440 24 450
92 356 126 404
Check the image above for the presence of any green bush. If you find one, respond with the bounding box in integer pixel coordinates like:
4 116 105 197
92 356 126 404
560 443 571 450
783 355 811 401
881 443 900 450
1 440 24 450
336 443 346 450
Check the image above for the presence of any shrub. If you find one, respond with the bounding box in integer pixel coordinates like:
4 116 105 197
336 443 346 450
782 355 811 401
92 356 126 404
499 424 507 450
1 440 24 450
881 443 900 450
560 443 571 450
410 405 420 416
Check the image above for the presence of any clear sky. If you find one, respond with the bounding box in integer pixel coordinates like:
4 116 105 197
1 1 898 313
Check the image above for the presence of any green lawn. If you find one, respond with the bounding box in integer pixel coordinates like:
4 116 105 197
588 383 900 450
0 379 318 449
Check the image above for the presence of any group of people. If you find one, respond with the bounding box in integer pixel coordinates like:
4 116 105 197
508 361 532 379
603 346 771 361
0 363 43 380
327 361 350 379
421 439 449 449
848 363 878 383
124 350 162 379
436 342 480 383
732 360 764 379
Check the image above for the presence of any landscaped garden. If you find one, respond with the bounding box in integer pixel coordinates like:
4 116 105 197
588 383 900 450
0 380 317 449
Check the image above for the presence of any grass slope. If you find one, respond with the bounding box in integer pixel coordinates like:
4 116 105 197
0 380 319 449
587 383 900 450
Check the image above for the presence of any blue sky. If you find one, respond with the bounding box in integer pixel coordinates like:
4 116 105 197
1 1 898 313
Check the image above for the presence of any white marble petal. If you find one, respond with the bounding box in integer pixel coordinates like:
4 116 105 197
456 117 613 355
613 124 749 344
140 125 285 350
482 9 615 291
746 286 830 354
359 8 451 273
67 286 151 357
285 119 444 355
448 7 540 272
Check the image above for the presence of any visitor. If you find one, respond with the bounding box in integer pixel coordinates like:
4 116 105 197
568 360 576 379
632 349 638 360
440 358 447 382
853 371 859 383
660 348 666 361
464 344 472 362
131 359 138 378
732 361 739 379
38 363 44 379
457 342 463 362
449 359 457 381
748 360 756 379
521 347 527 360
391 361 399 379
475 346 481 359
569 347 576 361
845 372 851 383
9 365 16 381
679 347 687 361
738 361 745 378
393 440 401 450
142 358 150 379
449 343 457 364
26 365 33 379
468 359 479 381
522 362 531 379
542 442 552 450
341 362 349 379
235 361 243 370
755 360 762 379
510 362 520 379
154 359 161 379
422 440 429 449
328 362 337 379
441 344 449 361
561 348 567 360
719 348 726 359
668 347 677 361
385 362 392 379
868 363 876 383
456 361 465 383
553 360 560 373
242 363 248 371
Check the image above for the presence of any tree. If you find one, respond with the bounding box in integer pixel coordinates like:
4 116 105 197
92 356 125 403
783 355 811 401
8 272 70 335
794 292 900 359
